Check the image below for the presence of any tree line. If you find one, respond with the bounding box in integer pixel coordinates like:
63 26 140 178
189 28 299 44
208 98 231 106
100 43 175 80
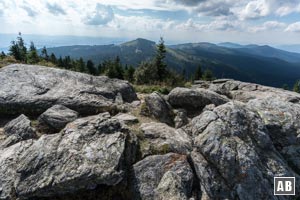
2 33 224 88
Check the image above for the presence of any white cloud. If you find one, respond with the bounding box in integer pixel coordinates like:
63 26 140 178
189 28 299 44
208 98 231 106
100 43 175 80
46 2 66 16
239 0 270 20
84 4 114 26
285 22 300 32
249 21 286 32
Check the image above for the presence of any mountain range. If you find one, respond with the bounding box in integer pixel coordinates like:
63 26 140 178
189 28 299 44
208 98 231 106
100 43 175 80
45 38 300 88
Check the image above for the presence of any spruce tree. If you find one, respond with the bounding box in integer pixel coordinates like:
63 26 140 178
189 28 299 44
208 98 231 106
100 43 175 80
0 51 5 59
202 69 214 81
9 32 27 62
86 60 97 75
49 53 57 64
293 80 300 93
155 37 167 82
41 46 49 61
194 65 202 80
27 42 39 64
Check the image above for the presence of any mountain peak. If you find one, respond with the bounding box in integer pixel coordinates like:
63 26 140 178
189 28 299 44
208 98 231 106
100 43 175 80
120 38 155 47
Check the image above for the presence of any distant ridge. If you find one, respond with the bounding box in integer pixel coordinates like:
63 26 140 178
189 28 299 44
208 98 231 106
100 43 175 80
45 38 300 88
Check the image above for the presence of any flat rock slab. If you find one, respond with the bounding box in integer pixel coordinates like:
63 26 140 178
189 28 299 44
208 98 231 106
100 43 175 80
0 64 137 115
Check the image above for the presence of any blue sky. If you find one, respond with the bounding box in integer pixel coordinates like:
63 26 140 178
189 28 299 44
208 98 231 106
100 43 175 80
1 0 300 45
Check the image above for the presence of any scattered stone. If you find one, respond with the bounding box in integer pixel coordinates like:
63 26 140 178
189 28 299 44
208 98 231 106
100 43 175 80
38 105 78 132
174 109 189 128
3 114 36 146
113 113 139 125
144 92 173 125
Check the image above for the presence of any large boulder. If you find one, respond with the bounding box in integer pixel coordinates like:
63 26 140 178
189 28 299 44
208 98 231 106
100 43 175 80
132 153 194 200
139 122 192 157
3 114 37 147
143 92 173 125
204 79 300 103
0 140 34 200
168 87 229 116
0 64 137 115
38 105 79 132
247 97 300 173
13 112 135 199
189 102 300 199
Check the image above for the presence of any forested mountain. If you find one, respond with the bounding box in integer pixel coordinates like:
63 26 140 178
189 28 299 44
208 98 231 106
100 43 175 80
44 38 300 87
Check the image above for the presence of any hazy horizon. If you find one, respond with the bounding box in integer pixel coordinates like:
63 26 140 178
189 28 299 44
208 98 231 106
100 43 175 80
2 33 300 54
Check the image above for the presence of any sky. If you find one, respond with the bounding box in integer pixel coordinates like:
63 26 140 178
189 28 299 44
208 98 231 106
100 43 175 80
1 0 300 45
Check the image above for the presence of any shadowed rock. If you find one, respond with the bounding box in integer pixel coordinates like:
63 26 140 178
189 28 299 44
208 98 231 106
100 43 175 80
144 92 173 125
168 87 229 116
38 105 78 132
2 114 37 147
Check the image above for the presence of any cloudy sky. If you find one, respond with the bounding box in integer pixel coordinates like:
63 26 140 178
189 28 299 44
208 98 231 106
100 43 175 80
1 0 300 44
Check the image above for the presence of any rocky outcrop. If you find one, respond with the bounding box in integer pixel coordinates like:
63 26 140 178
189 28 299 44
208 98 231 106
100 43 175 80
15 112 133 198
131 153 194 200
143 92 173 125
0 112 136 199
2 114 37 147
38 105 78 132
138 122 192 157
1 68 300 200
0 64 137 116
168 87 229 116
190 102 300 199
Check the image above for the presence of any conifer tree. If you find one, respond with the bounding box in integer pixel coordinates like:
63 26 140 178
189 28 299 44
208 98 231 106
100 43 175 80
155 37 167 82
194 65 202 80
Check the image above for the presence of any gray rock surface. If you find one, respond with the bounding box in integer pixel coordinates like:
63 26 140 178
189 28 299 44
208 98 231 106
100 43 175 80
190 101 300 200
38 105 78 131
1 74 300 199
132 153 194 200
0 64 137 115
0 140 34 200
113 113 139 125
0 112 136 199
205 79 300 103
144 92 173 125
168 87 229 116
139 122 192 157
3 114 36 146
174 109 189 128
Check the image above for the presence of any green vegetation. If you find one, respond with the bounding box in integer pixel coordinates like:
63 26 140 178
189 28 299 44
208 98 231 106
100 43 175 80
3 34 216 93
293 80 300 93
282 84 289 90
194 65 202 80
